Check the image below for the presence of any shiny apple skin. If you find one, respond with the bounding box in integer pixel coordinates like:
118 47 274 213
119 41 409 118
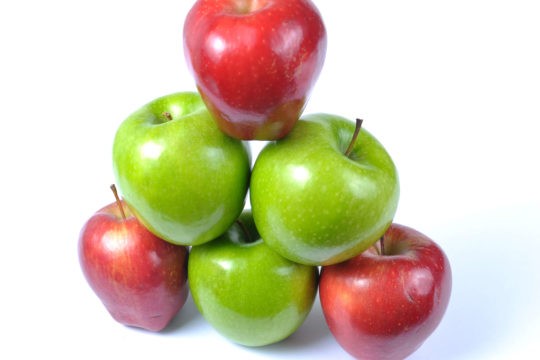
319 223 452 360
78 200 189 332
112 92 251 246
183 0 327 140
250 114 400 266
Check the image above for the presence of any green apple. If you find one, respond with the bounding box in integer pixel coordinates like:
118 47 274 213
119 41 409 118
188 210 319 347
112 92 251 246
250 114 400 265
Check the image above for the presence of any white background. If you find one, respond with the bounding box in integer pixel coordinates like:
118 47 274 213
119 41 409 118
1 1 539 359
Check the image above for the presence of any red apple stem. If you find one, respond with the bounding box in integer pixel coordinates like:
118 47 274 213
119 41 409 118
379 236 386 256
110 184 127 221
344 118 363 158
162 112 173 121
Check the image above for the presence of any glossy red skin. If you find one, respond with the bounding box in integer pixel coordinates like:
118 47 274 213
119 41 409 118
78 201 189 332
319 224 452 360
183 0 327 140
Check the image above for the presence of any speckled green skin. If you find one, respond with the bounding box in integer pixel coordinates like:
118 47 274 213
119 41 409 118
250 114 400 265
112 92 251 246
188 211 319 347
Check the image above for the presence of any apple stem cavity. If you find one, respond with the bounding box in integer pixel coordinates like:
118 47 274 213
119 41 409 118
235 0 266 13
344 118 363 158
110 184 127 221
162 112 173 122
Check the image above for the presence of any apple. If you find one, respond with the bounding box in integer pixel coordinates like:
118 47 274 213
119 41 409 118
188 210 319 346
183 0 327 140
78 185 189 332
319 223 452 360
250 114 400 265
112 92 251 246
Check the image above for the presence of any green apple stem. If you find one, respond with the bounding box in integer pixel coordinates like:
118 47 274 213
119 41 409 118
110 184 127 221
162 112 173 121
344 118 363 158
235 219 253 243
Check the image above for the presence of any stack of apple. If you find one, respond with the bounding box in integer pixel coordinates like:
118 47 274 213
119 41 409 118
78 1 452 359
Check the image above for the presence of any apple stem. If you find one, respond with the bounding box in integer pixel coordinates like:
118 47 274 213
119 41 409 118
110 184 127 221
235 219 252 243
162 112 173 121
344 118 363 158
379 236 386 256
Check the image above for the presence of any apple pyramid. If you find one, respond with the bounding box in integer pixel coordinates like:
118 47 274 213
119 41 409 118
80 1 452 359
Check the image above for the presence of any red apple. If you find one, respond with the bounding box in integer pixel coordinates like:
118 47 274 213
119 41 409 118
319 223 452 360
78 185 189 332
183 0 327 140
